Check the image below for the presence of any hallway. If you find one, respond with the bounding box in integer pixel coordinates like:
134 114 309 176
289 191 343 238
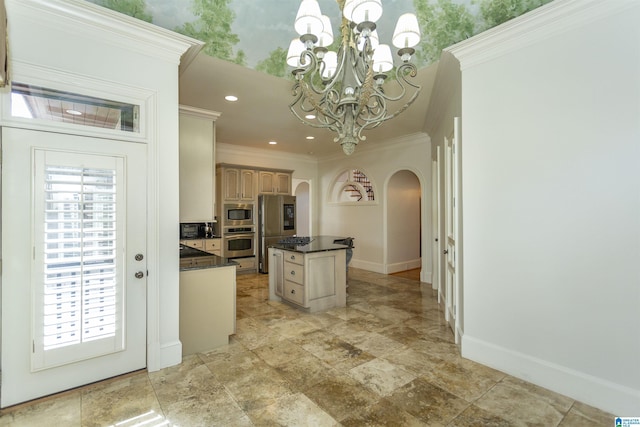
0 269 612 426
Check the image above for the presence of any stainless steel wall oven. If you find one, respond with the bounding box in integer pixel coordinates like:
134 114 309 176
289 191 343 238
223 226 255 258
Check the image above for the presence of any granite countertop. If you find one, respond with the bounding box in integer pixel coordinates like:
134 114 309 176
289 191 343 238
179 245 238 271
269 236 352 254
180 236 222 240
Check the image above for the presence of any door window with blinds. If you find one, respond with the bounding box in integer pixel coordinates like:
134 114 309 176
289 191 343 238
32 149 126 371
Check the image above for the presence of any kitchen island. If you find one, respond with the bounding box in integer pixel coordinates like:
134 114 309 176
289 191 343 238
268 236 350 312
179 245 237 355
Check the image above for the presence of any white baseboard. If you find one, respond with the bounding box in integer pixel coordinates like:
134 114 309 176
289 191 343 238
421 270 432 284
385 258 422 274
462 335 640 415
349 259 384 273
349 259 432 283
157 340 182 370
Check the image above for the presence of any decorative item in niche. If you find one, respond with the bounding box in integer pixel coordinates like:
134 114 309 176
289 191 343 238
332 168 375 202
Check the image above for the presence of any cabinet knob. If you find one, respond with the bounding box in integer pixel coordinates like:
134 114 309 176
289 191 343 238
291 271 295 275
290 255 295 260
290 289 296 294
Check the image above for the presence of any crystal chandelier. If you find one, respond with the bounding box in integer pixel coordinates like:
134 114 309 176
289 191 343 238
287 0 421 155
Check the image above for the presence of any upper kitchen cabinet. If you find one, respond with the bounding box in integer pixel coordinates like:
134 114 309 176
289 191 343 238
179 106 221 222
217 164 256 202
258 170 293 195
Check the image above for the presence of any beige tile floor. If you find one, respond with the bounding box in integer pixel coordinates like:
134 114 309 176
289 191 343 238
0 268 614 426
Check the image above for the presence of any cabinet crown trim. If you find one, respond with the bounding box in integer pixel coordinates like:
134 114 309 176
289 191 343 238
180 105 222 120
217 163 293 174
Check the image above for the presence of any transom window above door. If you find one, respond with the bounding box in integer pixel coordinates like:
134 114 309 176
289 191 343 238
11 82 140 133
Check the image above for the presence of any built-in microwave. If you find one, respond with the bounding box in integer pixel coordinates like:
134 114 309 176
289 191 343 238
224 203 254 226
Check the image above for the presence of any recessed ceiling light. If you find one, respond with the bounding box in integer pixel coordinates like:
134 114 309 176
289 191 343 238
66 109 82 116
225 95 238 102
306 136 314 140
268 141 277 145
305 114 316 120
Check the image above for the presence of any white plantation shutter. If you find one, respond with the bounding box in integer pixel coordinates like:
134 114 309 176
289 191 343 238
32 150 126 371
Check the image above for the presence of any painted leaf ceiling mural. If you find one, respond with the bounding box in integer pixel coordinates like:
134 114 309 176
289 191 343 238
87 0 552 77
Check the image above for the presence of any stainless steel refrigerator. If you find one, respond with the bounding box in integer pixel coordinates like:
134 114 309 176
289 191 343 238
258 194 296 273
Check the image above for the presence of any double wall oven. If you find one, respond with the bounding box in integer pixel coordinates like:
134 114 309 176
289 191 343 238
221 203 255 259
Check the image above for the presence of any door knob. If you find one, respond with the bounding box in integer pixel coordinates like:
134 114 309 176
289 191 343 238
135 254 144 261
135 271 144 279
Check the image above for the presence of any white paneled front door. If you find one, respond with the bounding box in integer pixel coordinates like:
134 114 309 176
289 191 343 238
1 127 147 407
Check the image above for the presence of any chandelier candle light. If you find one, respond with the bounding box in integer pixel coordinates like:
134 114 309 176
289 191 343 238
287 0 422 155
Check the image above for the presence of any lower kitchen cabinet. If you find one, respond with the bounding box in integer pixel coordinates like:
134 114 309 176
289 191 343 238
234 256 256 272
179 264 236 355
268 247 346 312
180 238 221 256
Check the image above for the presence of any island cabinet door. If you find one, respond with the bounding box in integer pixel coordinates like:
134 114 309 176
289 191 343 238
269 248 284 298
307 255 337 300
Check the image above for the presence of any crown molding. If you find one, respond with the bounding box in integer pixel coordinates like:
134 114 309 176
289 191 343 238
446 0 637 71
7 0 203 69
179 105 221 121
216 142 319 165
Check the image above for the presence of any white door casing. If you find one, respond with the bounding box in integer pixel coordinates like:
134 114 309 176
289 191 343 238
444 118 461 344
432 147 442 297
1 127 147 407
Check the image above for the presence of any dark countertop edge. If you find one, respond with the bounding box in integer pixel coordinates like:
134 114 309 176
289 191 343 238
180 255 238 271
268 236 352 254
179 236 222 240
180 244 239 271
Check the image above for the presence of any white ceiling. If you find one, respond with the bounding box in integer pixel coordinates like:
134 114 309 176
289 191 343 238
178 53 438 158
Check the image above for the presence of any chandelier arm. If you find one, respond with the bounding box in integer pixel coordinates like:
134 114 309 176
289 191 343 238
360 85 422 132
377 63 421 102
290 82 345 133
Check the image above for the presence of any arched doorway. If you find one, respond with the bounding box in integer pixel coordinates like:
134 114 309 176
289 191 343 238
386 170 422 279
293 180 310 236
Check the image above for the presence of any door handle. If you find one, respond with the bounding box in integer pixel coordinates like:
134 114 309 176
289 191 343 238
135 253 144 261
443 249 448 254
135 271 144 279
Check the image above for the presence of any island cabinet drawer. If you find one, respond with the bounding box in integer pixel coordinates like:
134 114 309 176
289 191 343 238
283 250 303 265
284 261 304 285
284 280 305 306
180 239 204 249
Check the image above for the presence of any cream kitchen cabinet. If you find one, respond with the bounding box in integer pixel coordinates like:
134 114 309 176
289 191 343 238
258 170 292 195
180 238 221 256
179 106 221 222
217 165 256 202
179 264 236 355
204 238 221 256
